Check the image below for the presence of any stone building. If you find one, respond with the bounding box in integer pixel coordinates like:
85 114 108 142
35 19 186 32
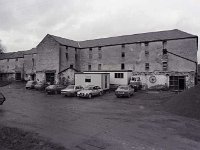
0 29 198 90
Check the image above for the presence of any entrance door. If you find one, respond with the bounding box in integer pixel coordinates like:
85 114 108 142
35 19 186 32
46 73 55 84
16 73 21 81
105 75 107 89
179 77 185 90
31 74 35 81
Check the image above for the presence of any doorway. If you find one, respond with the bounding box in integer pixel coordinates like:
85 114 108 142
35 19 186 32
46 73 55 84
15 73 21 81
169 76 185 91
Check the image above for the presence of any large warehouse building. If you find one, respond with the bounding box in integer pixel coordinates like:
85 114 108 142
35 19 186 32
0 29 198 90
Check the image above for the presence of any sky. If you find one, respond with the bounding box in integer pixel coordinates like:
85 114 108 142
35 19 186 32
0 0 199 60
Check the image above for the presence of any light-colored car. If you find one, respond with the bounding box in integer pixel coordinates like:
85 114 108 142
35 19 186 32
77 85 104 99
25 81 37 89
61 85 83 96
45 84 66 94
115 85 134 98
0 92 6 105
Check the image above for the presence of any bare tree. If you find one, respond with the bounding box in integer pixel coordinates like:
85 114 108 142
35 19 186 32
0 40 6 53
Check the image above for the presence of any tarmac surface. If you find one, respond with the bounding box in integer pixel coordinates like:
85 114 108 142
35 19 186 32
1 82 200 150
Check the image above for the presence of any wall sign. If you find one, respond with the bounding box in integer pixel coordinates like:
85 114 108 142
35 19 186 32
149 75 157 83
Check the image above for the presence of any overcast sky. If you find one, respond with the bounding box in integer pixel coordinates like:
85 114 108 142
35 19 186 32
0 0 199 60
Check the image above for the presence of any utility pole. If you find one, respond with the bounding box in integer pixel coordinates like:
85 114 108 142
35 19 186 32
163 49 198 85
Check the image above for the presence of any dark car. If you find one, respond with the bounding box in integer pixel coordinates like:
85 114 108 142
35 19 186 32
0 92 6 105
61 85 83 96
25 81 37 89
115 85 134 98
34 82 50 91
45 84 66 94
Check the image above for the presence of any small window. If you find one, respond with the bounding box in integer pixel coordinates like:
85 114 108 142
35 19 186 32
144 42 149 46
145 50 149 55
163 62 168 71
115 73 124 78
89 48 92 52
121 52 125 58
88 65 91 71
66 53 68 61
121 63 125 70
163 49 167 55
145 63 149 70
98 47 101 51
16 58 18 61
85 76 91 82
70 64 73 68
122 44 125 48
98 64 101 70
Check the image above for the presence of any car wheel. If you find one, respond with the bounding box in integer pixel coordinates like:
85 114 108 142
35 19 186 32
88 94 92 99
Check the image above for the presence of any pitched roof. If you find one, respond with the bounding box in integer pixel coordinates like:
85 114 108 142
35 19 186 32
50 34 79 48
48 29 197 48
78 29 197 48
0 51 24 60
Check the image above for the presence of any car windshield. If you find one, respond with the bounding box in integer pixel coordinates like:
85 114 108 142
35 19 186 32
67 85 75 89
84 86 94 90
118 86 129 90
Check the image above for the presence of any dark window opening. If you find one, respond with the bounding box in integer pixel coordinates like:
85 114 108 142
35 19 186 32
169 76 185 91
88 65 91 71
16 58 18 61
16 73 21 81
66 53 68 61
144 42 149 46
85 76 91 82
121 52 125 58
89 48 92 51
115 73 124 78
122 44 125 48
98 47 101 50
98 64 101 70
145 63 149 70
145 50 149 55
70 64 73 68
121 63 125 70
163 49 167 55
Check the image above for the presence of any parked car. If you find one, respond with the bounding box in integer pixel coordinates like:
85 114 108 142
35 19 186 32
115 85 134 98
77 85 104 99
0 92 6 105
61 85 83 96
25 80 37 89
45 84 66 94
34 82 50 91
129 76 142 91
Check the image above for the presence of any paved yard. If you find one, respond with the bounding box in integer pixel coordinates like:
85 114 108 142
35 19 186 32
1 83 200 150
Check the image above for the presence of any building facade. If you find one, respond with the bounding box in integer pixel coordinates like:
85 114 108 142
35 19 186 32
0 29 198 90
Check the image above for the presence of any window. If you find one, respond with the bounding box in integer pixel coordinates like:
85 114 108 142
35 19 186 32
115 73 124 78
89 53 92 59
121 63 125 70
121 52 125 58
32 58 35 66
98 47 101 51
85 76 91 82
98 64 101 70
16 58 18 61
66 53 68 61
144 42 149 46
122 44 125 48
163 62 168 71
70 64 73 68
89 48 92 51
163 49 167 55
145 63 149 70
88 65 91 71
145 50 149 55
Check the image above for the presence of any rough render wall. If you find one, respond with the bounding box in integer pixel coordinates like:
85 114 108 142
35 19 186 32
60 46 80 71
24 54 36 75
36 35 60 83
79 38 197 73
59 69 76 85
